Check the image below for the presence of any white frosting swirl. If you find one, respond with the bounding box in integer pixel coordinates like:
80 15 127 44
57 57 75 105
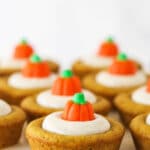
80 55 114 67
0 99 11 116
8 73 57 89
146 114 150 125
0 58 26 69
36 89 96 108
42 112 110 135
96 71 146 88
132 86 150 105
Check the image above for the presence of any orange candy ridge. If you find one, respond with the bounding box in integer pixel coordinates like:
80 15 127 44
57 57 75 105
22 54 50 78
97 37 119 57
147 79 150 92
62 93 95 121
13 39 34 59
108 53 137 75
51 70 82 96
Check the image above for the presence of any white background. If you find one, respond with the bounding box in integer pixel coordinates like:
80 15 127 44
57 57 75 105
0 0 150 69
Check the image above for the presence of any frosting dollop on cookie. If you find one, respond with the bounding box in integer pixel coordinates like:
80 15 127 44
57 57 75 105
8 54 57 89
42 93 110 135
96 53 146 88
0 99 11 116
146 114 150 125
132 80 150 105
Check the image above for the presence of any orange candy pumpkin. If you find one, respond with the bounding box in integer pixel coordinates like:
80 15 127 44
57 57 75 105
97 37 119 57
147 79 150 92
13 39 34 59
22 54 50 78
51 70 82 96
62 93 95 121
108 53 137 75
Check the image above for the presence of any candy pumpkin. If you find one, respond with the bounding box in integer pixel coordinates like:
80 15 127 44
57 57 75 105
13 39 34 59
62 93 95 121
147 79 150 92
51 70 81 96
108 53 137 75
97 36 119 57
22 54 50 78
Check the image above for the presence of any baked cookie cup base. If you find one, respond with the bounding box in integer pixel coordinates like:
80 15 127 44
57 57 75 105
130 114 150 150
47 60 59 73
0 106 26 148
0 68 20 76
0 77 50 105
21 95 112 121
72 60 105 79
26 117 125 150
114 93 150 125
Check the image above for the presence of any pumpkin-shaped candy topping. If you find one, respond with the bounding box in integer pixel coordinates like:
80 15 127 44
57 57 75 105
22 54 50 78
13 38 34 59
62 93 95 121
97 36 119 57
146 79 150 93
108 53 137 75
51 70 82 96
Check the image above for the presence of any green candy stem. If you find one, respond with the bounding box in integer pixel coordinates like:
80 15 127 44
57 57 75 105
21 38 28 45
106 36 114 43
73 93 87 105
117 53 127 61
61 70 73 78
30 54 42 63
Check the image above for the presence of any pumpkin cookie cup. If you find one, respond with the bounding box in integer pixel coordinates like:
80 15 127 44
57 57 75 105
0 99 26 148
72 37 141 79
83 53 146 101
21 70 111 121
114 80 150 125
72 37 119 78
0 54 57 105
0 39 34 76
26 93 124 150
0 39 59 76
129 113 150 150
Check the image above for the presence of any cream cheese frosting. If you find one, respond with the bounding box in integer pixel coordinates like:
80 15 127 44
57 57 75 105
132 86 150 105
96 71 146 88
0 58 26 69
146 114 150 125
36 89 96 108
80 55 114 68
42 112 110 135
0 99 11 116
8 73 57 89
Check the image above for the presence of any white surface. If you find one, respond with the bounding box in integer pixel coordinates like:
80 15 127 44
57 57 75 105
0 0 149 70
